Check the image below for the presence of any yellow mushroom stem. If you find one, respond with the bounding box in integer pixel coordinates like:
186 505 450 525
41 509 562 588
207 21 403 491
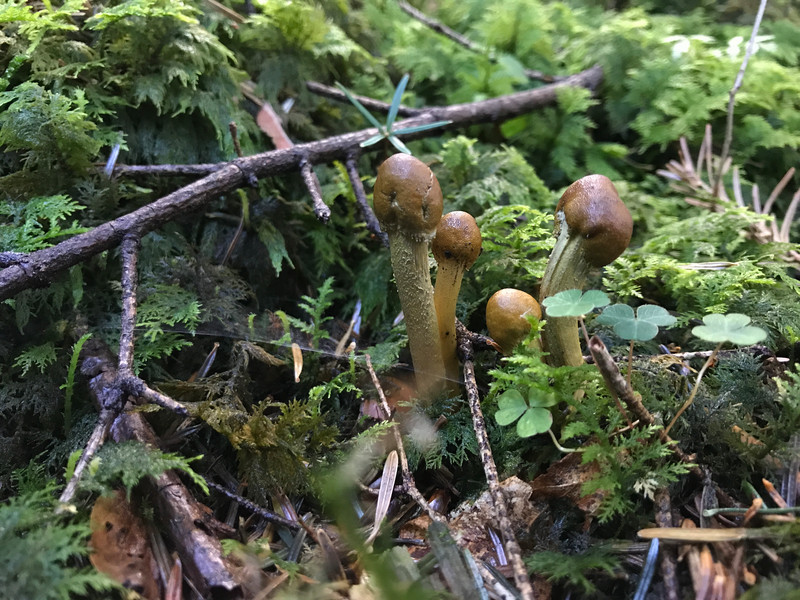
432 211 482 385
388 229 444 396
539 175 632 367
433 260 465 382
538 211 593 366
373 154 446 400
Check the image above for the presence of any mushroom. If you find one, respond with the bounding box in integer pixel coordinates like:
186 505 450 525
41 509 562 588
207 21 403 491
373 153 445 398
539 175 632 367
432 211 482 383
485 289 542 355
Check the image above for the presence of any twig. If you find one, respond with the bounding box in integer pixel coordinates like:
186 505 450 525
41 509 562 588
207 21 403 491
345 153 388 246
205 480 301 530
107 163 221 176
306 81 423 117
585 333 634 428
57 409 116 506
459 332 534 600
0 65 603 302
58 234 143 505
363 354 444 523
654 488 679 600
397 0 476 51
299 155 331 222
117 233 140 374
396 0 562 83
714 0 768 194
228 122 244 159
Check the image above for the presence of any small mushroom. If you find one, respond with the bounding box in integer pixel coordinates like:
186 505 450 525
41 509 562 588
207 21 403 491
539 175 632 367
485 289 541 355
373 154 445 398
432 211 482 383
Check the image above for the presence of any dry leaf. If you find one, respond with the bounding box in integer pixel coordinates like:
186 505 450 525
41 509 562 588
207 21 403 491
256 102 294 150
90 491 160 599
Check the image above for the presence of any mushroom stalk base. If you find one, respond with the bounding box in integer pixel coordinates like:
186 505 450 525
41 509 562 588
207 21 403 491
539 214 590 367
434 263 464 386
387 232 445 400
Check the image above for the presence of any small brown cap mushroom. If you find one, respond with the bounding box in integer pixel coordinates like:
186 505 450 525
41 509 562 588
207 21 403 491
373 154 443 240
432 211 482 269
556 174 633 267
486 289 542 353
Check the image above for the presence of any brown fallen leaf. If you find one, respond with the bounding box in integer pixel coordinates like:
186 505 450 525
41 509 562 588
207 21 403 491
529 448 605 517
90 491 160 599
255 101 294 150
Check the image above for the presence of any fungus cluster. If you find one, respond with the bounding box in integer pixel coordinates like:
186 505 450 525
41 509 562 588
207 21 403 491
373 155 482 397
373 157 630 395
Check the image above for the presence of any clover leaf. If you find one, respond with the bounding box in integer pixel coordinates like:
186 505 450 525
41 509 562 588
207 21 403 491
495 388 558 438
495 389 527 426
691 313 767 345
665 312 768 438
597 304 677 341
541 289 610 318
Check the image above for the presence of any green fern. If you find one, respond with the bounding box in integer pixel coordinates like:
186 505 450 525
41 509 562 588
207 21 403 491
527 546 619 595
0 482 117 599
78 440 207 499
0 83 101 171
13 342 57 376
0 194 87 252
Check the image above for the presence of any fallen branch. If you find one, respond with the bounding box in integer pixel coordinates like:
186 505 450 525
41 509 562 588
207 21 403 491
459 325 535 600
0 65 602 301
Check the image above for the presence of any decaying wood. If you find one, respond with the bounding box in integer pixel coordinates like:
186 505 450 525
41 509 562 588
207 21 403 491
0 65 603 301
111 411 242 599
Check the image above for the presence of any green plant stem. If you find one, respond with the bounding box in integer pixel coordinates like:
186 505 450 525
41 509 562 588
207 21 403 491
547 428 581 453
627 340 634 389
62 332 92 436
664 342 723 437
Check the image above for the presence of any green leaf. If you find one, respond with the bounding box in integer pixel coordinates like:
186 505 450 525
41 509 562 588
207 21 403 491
597 304 676 341
691 313 767 345
542 289 610 317
517 407 553 438
386 73 408 131
360 133 386 147
387 135 411 154
14 342 57 376
392 120 452 135
528 390 558 409
495 389 527 426
335 81 384 129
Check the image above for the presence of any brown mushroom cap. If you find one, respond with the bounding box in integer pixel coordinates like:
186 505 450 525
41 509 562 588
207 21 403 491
373 154 443 240
555 174 632 267
432 211 482 269
486 289 542 353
